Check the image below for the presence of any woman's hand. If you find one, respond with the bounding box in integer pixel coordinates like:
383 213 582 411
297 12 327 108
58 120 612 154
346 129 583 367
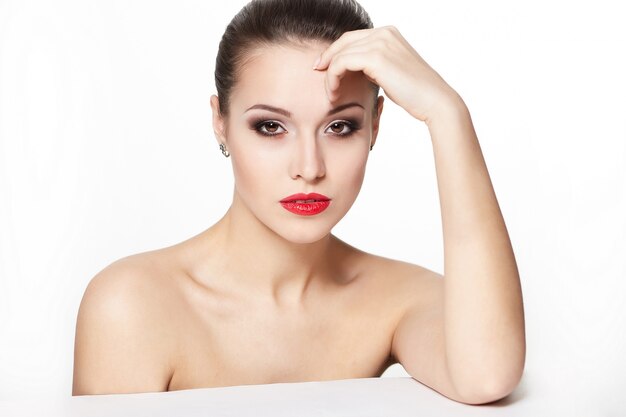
314 26 464 126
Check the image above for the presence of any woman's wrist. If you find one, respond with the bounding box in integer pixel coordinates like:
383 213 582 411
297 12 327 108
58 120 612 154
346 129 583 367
424 91 469 131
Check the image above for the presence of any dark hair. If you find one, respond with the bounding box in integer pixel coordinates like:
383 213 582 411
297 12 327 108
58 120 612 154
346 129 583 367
214 0 380 118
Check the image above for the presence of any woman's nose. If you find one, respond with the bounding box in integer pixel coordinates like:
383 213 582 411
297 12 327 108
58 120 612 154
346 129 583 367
290 134 326 182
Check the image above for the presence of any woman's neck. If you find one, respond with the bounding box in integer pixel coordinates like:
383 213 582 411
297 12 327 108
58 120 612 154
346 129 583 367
187 193 345 308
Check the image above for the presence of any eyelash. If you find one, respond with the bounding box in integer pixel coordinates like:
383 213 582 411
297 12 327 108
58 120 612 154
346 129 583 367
250 119 361 138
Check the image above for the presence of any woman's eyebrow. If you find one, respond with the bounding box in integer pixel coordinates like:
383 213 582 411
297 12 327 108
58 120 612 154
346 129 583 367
245 102 364 118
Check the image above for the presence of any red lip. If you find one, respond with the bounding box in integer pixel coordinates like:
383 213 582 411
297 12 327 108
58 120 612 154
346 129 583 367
280 192 330 203
279 193 331 216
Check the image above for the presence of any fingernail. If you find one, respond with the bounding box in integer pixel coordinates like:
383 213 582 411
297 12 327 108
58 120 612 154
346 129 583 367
313 55 321 70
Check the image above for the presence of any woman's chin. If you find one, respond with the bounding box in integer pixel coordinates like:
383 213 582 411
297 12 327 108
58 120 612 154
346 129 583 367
273 223 334 245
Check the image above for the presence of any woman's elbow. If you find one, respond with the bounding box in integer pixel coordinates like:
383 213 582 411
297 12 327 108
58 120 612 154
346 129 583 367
456 372 524 405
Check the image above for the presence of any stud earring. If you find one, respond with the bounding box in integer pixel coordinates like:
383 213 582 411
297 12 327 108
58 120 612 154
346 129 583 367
219 143 230 157
370 144 373 151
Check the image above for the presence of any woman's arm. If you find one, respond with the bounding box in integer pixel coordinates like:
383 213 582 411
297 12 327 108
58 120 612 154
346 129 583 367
315 25 526 403
427 96 526 401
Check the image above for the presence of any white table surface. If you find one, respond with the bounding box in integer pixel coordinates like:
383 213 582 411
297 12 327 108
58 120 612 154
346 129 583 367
0 373 621 416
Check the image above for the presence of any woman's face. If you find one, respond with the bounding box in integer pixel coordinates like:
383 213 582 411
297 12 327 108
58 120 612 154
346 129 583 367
210 41 383 244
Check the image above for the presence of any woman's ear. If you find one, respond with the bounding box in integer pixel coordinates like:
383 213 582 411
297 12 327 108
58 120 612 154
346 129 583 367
370 95 384 149
210 95 228 145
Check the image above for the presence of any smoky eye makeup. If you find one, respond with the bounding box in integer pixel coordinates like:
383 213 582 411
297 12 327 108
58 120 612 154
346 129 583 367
248 118 286 136
247 117 363 138
326 119 363 136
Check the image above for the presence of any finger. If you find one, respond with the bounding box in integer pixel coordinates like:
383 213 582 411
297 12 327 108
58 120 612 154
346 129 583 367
314 28 375 70
325 43 384 89
324 51 381 101
320 37 380 91
324 45 371 90
325 52 362 101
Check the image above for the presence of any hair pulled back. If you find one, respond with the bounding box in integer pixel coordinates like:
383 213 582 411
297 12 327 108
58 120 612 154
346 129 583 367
214 0 379 117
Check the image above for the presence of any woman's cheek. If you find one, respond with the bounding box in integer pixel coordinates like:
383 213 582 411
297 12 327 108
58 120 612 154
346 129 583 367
331 145 368 176
231 151 281 197
338 152 368 198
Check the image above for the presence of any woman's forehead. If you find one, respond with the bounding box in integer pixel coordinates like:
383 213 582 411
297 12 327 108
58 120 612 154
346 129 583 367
230 43 373 115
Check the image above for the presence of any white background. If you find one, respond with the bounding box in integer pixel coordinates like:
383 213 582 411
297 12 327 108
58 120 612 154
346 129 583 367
0 0 624 409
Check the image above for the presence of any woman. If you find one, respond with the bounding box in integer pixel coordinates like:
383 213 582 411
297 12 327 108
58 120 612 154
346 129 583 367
72 0 526 404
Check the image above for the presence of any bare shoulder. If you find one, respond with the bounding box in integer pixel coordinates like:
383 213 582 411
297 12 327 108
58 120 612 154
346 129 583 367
72 252 177 395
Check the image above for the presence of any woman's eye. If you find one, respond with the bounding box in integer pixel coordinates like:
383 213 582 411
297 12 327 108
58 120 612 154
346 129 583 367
255 121 286 136
252 119 360 138
327 121 360 137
